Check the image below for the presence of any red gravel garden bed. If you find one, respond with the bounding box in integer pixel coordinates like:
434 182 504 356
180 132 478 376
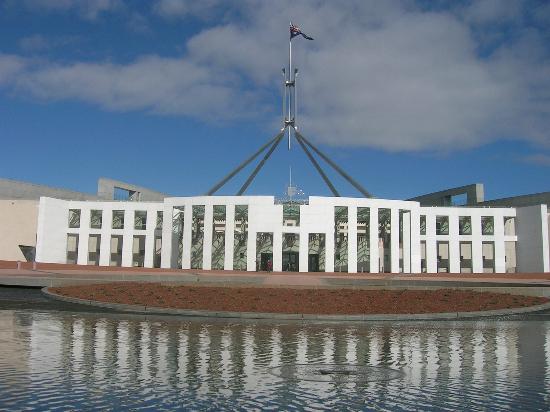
49 283 549 315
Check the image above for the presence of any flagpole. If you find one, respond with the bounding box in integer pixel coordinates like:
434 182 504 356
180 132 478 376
288 22 293 150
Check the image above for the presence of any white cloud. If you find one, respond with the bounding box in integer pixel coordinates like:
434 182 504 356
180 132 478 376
18 0 122 20
0 54 27 85
522 153 550 166
1 0 550 152
12 55 259 120
152 0 222 20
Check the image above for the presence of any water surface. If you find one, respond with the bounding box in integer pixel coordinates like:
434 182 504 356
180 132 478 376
1 287 549 411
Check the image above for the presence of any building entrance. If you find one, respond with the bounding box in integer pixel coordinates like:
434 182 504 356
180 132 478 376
260 253 273 271
308 254 319 272
283 252 299 272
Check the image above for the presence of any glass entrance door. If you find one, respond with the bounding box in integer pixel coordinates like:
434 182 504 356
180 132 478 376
282 252 299 272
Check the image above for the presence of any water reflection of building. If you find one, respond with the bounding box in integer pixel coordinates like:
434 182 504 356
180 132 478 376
4 311 549 409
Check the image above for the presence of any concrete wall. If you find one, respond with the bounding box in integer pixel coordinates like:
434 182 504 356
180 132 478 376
0 178 97 201
0 200 39 261
516 205 550 273
408 183 484 206
97 178 166 201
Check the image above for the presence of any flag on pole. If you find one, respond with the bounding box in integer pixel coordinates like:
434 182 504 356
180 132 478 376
290 23 314 40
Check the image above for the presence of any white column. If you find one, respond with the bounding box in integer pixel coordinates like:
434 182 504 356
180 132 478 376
403 211 411 273
449 214 460 273
77 208 90 265
426 213 437 273
99 208 112 266
224 204 235 270
410 209 421 273
202 205 213 270
326 228 335 273
273 231 283 272
391 208 400 273
369 207 379 273
121 210 133 267
471 214 483 273
181 206 193 269
247 230 256 271
299 231 308 272
494 214 506 273
143 210 156 268
348 206 358 273
160 205 172 269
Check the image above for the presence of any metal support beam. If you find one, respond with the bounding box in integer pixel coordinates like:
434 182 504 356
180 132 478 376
296 131 373 198
206 131 284 195
237 133 285 195
295 132 340 197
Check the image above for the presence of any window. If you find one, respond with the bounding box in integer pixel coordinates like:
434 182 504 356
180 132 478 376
66 234 79 264
481 216 494 235
420 215 426 235
283 204 300 226
112 210 125 229
134 211 147 230
90 210 102 229
459 216 471 235
436 216 449 235
156 211 163 230
504 216 515 236
68 209 81 228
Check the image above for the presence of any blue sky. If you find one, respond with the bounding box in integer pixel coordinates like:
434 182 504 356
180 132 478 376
0 0 549 201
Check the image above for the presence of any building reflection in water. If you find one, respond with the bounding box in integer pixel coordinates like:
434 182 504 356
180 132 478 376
0 310 549 409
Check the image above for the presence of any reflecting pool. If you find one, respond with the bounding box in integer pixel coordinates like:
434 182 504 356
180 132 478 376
1 287 550 411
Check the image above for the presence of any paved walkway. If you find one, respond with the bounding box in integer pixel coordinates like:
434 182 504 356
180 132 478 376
0 260 549 289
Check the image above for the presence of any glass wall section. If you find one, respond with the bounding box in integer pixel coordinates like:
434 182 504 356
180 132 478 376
191 205 205 269
154 210 162 268
399 211 404 272
334 206 348 272
110 235 123 266
437 241 449 272
283 204 300 227
436 216 449 235
233 205 248 270
68 209 81 228
132 235 145 267
379 208 391 273
134 211 147 230
88 234 101 265
282 233 299 271
505 241 517 273
153 236 162 268
156 211 163 230
211 205 226 270
66 234 79 264
504 217 516 236
357 207 370 272
420 240 427 273
90 210 102 229
460 241 472 273
481 216 494 235
420 215 426 235
308 233 325 272
112 210 124 229
172 206 185 268
482 241 495 273
256 232 273 271
459 216 472 235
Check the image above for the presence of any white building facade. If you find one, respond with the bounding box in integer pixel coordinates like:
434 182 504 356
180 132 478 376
35 195 550 274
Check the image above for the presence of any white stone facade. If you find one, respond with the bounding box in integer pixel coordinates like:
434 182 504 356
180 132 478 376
35 195 550 274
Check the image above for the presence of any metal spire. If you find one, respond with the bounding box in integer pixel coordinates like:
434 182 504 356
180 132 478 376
283 21 298 150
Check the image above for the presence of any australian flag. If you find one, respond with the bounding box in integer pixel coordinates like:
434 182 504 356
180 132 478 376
290 23 314 40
